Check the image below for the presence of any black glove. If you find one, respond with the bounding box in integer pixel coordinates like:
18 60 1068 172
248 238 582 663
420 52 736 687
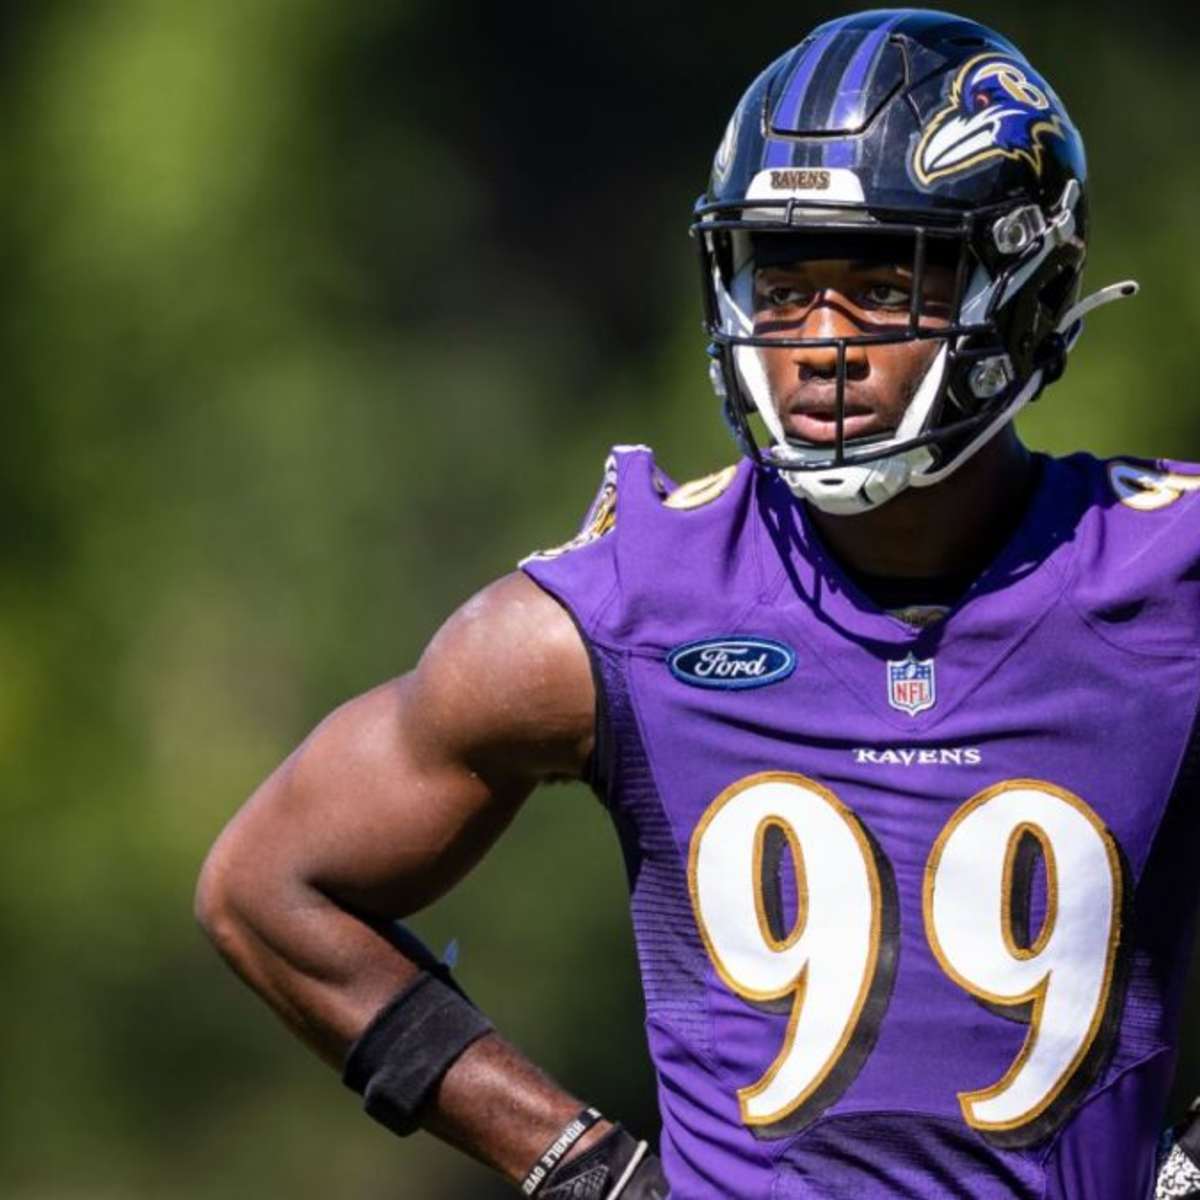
541 1125 669 1200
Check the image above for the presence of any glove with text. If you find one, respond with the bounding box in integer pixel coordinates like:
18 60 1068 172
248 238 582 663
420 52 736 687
539 1125 668 1200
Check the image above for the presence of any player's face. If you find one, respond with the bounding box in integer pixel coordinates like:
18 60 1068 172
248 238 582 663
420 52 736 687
752 258 956 445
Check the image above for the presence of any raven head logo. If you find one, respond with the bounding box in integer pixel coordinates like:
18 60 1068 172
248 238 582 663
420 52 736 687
912 54 1067 187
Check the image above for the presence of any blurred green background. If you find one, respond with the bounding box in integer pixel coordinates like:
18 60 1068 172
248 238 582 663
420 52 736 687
5 2 1198 1196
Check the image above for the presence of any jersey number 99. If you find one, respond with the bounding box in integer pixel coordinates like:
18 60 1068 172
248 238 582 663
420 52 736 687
687 773 1125 1145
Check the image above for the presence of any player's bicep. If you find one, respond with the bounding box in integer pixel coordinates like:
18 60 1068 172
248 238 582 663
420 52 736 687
407 571 596 788
210 573 594 920
283 673 526 917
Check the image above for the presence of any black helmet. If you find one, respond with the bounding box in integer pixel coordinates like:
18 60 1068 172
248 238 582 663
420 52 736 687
693 9 1136 514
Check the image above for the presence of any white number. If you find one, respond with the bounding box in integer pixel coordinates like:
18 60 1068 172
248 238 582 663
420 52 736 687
687 772 889 1131
924 780 1124 1137
689 774 1125 1143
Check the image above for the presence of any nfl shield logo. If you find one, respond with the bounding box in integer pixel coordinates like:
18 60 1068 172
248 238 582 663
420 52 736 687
887 653 936 716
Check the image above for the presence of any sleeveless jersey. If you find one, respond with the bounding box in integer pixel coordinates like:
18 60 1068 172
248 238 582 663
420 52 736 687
521 446 1200 1200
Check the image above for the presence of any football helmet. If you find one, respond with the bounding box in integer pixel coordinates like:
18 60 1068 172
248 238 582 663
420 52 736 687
694 10 1137 514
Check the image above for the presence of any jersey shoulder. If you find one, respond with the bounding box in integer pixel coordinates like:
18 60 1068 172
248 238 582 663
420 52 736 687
520 445 758 649
1101 455 1200 515
1062 451 1200 653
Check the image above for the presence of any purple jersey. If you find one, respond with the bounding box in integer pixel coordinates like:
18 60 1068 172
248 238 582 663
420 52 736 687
521 447 1200 1199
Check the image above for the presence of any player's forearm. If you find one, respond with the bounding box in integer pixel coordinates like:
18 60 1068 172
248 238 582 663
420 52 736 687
194 846 416 1066
195 853 609 1187
423 1034 613 1184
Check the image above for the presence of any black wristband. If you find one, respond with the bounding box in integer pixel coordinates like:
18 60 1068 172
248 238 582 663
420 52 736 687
342 972 493 1137
521 1107 604 1196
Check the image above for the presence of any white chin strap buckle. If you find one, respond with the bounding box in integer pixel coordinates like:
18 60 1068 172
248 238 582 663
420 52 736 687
780 448 930 517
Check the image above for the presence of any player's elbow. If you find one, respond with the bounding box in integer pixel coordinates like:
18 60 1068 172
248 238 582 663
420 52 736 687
194 824 270 972
194 838 242 963
195 759 310 961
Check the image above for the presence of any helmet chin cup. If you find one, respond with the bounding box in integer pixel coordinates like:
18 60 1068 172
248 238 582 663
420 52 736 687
779 445 934 515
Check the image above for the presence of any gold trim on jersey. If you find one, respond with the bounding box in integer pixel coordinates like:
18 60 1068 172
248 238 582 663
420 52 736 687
752 816 809 953
1108 459 1200 511
664 464 738 510
999 822 1058 961
521 455 618 562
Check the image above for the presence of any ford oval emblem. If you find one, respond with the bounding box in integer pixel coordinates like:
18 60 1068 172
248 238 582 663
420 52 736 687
667 637 796 691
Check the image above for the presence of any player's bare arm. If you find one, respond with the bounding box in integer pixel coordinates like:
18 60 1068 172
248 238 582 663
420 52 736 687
195 573 665 1194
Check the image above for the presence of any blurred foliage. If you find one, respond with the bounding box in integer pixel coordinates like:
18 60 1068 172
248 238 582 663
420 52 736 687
3 2 1198 1197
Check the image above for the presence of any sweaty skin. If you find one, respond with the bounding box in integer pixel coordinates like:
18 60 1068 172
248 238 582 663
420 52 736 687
195 256 1032 1190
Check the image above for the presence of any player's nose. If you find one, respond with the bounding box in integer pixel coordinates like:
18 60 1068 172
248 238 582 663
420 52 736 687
789 294 869 380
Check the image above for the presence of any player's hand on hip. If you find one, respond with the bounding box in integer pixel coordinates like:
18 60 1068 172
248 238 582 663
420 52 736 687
539 1125 669 1199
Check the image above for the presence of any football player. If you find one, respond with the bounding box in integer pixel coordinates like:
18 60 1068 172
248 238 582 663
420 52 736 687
197 10 1200 1199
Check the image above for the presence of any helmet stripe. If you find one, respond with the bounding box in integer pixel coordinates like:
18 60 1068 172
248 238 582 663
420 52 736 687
825 15 905 168
765 31 838 167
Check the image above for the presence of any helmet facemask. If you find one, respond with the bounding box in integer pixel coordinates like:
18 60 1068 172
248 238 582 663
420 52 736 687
695 184 1096 514
696 12 1141 514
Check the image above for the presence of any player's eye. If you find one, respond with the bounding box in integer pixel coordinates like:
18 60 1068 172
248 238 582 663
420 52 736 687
760 284 815 309
859 282 911 310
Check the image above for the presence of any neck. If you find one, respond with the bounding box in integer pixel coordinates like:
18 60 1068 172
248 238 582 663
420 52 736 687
805 430 1036 582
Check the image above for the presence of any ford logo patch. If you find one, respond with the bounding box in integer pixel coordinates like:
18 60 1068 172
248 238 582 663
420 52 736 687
667 637 795 691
